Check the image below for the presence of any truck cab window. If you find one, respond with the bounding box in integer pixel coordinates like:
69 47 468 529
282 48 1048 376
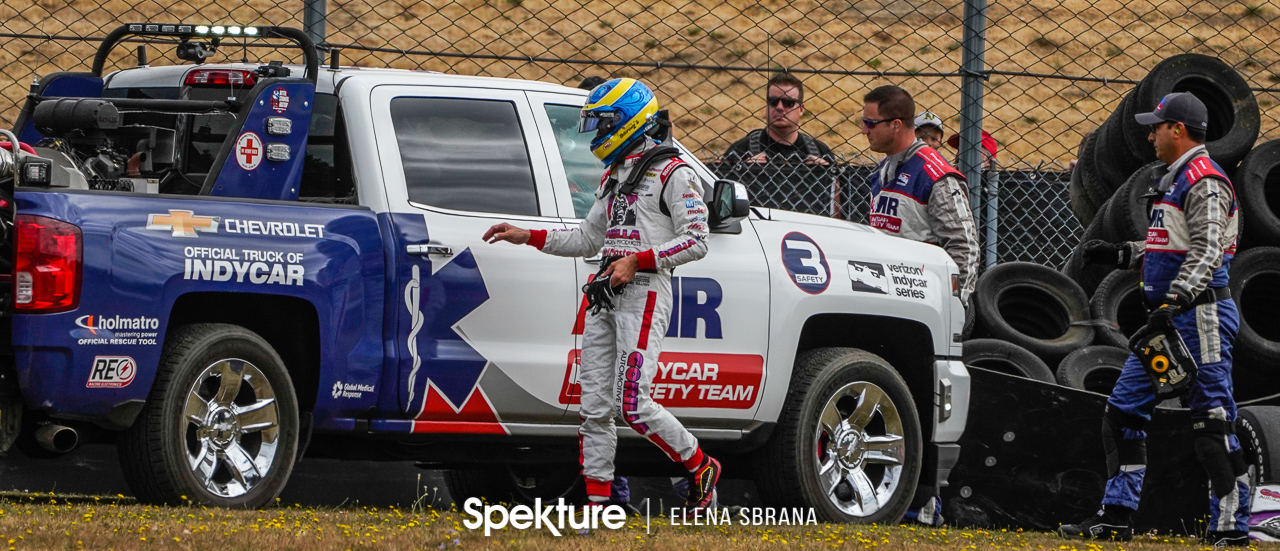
299 93 357 204
390 97 539 216
544 104 601 219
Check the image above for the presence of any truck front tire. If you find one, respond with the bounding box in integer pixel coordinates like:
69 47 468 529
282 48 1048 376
119 324 299 508
755 347 922 523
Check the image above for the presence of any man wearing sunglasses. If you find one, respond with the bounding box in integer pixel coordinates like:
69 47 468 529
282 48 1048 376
1061 92 1248 546
723 72 833 166
862 85 979 304
720 73 838 216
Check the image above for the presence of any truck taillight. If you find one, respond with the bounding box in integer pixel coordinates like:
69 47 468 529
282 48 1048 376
14 215 81 313
185 69 257 87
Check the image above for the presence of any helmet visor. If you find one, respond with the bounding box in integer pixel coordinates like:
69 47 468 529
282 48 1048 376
579 110 621 134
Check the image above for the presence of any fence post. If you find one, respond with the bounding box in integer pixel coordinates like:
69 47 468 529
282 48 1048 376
303 0 328 48
984 169 999 267
958 0 989 262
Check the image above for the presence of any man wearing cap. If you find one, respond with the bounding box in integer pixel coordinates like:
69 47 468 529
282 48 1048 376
914 111 1000 171
1060 92 1248 546
862 85 980 302
914 111 946 150
946 130 998 171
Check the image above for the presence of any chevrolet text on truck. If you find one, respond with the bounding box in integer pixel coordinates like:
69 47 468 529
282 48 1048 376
0 24 969 522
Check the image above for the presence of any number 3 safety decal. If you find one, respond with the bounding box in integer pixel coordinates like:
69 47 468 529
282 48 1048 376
781 232 830 294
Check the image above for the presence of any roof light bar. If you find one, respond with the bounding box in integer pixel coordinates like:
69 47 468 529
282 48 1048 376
125 23 260 37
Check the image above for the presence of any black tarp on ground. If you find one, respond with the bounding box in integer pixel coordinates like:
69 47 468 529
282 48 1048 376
946 366 1276 535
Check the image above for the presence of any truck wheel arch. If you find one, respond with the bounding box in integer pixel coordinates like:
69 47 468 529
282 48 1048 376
167 292 321 413
795 314 935 431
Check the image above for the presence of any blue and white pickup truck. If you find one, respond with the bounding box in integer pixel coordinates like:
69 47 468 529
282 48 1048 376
0 24 969 522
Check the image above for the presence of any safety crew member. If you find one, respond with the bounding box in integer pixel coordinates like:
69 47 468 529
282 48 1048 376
1061 92 1249 546
483 78 721 511
862 85 980 303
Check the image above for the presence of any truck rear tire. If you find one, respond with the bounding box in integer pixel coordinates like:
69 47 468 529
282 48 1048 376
755 348 921 524
118 324 299 508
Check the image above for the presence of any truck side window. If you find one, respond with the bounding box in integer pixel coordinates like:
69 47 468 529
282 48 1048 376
300 94 357 204
390 97 539 216
544 104 600 219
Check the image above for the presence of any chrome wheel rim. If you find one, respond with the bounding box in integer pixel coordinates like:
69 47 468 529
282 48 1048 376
812 381 906 517
182 358 279 499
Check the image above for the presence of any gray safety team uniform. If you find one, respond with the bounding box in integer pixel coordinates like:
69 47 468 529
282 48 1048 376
1107 145 1247 532
868 139 980 301
526 140 710 489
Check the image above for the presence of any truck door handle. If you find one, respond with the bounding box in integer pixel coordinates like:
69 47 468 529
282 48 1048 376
583 254 602 264
406 244 453 256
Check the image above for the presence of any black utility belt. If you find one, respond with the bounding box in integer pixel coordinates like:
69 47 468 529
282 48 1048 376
1149 286 1230 309
1190 286 1231 307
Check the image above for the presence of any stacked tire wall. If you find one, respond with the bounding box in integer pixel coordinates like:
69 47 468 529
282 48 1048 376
1058 53 1280 401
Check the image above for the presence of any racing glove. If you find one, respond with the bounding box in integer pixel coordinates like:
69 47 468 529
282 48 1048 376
1146 290 1193 330
583 275 626 314
1081 239 1130 268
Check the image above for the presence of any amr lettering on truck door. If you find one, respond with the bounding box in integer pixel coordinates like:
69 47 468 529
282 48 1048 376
380 92 579 434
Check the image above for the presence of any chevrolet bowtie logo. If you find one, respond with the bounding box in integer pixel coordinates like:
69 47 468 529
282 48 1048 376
146 210 220 238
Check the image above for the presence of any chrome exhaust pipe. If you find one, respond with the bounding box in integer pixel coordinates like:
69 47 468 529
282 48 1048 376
34 424 78 453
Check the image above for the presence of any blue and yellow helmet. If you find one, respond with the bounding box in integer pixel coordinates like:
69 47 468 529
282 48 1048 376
579 78 659 165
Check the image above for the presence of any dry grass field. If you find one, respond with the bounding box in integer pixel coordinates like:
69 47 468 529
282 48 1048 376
2 0 1280 163
0 492 1272 550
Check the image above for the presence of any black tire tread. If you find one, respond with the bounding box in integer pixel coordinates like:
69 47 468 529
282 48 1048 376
1238 406 1280 484
1090 269 1144 349
118 323 298 507
1235 140 1280 248
754 348 828 510
1055 345 1129 393
974 262 1095 366
961 338 1054 383
1229 247 1280 368
755 347 921 523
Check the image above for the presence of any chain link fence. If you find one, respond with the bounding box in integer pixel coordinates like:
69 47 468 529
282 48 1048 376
3 0 1280 270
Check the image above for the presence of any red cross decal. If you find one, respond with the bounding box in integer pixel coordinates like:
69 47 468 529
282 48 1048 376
240 136 259 164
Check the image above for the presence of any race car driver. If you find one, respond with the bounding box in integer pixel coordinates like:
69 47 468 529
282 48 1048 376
483 78 721 511
862 85 980 303
1061 92 1249 546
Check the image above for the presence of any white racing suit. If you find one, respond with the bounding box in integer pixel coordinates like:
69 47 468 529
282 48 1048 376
527 141 710 498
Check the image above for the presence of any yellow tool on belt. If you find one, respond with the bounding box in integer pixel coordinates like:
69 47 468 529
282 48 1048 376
1129 323 1197 399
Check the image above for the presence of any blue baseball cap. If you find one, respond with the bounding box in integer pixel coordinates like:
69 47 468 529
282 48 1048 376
1135 92 1208 130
